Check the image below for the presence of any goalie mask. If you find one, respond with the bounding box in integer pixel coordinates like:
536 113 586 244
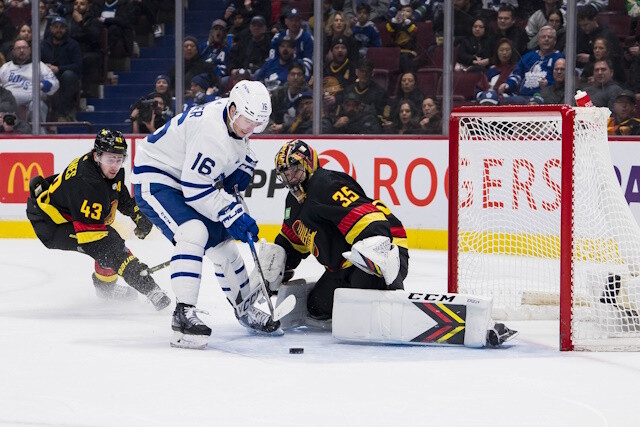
275 139 319 203
227 80 272 135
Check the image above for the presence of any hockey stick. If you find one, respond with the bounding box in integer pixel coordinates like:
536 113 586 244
148 260 171 273
232 186 296 321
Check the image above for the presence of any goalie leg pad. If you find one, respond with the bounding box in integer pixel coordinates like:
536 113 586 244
332 289 494 348
276 279 315 329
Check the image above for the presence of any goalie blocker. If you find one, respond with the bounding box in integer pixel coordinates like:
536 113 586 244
332 289 517 348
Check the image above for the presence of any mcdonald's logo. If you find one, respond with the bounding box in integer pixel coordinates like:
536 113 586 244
0 152 54 203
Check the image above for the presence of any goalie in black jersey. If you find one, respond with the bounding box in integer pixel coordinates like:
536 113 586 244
252 139 409 326
25 129 171 310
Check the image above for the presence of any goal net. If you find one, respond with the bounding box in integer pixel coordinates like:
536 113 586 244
448 105 640 351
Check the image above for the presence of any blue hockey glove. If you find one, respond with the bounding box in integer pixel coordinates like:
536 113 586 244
218 202 259 243
223 153 258 193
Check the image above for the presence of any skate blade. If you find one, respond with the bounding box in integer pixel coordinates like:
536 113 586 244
502 330 519 343
244 326 285 337
170 331 209 349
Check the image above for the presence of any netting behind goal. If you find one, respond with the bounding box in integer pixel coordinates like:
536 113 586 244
448 105 640 351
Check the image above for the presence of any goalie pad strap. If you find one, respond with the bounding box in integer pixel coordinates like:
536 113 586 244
332 289 493 348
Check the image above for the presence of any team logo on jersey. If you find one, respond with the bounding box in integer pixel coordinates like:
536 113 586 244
293 219 319 257
318 150 356 180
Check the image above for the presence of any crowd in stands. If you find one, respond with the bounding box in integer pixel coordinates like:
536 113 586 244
0 0 639 135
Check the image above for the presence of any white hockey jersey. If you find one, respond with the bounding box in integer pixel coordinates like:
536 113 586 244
132 99 253 222
0 60 59 107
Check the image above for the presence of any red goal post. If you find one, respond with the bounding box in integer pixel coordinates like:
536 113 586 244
448 105 640 351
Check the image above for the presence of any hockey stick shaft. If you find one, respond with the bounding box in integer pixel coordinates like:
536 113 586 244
233 186 276 318
149 260 171 273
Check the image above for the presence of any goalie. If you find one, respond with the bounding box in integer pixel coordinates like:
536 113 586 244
252 139 517 348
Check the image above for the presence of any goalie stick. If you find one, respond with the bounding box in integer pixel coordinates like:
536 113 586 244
233 186 296 321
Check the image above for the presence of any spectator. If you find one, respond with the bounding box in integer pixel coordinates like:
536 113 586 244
41 16 82 121
183 73 217 109
324 11 359 65
494 4 528 57
607 90 640 135
386 2 418 72
223 0 271 28
131 0 157 40
478 88 500 105
283 90 314 134
69 0 104 97
389 0 442 22
525 0 564 45
345 0 390 24
329 90 381 134
434 0 482 46
200 19 232 80
153 74 172 110
351 3 381 57
485 38 518 92
323 36 357 97
227 15 271 76
528 8 565 52
0 105 31 133
309 0 336 31
385 71 424 121
576 5 623 69
37 1 49 42
167 36 215 94
0 38 59 123
97 0 136 58
269 62 308 134
345 57 387 117
385 99 421 134
130 91 168 134
627 0 640 17
584 58 623 110
540 57 566 104
254 36 299 92
528 94 544 105
499 26 563 104
627 37 640 99
419 96 442 134
269 8 314 79
0 1 16 55
456 17 495 72
581 37 626 85
0 83 17 112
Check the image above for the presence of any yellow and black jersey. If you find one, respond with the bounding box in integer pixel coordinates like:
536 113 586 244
35 151 137 245
275 168 408 272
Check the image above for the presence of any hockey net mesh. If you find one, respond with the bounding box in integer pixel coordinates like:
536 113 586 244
454 107 640 350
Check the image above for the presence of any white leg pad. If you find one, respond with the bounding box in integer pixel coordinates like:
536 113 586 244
275 279 315 329
332 289 493 348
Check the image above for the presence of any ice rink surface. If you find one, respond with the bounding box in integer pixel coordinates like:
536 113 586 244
2 235 640 427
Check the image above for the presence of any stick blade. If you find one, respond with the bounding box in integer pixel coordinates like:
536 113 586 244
274 294 296 321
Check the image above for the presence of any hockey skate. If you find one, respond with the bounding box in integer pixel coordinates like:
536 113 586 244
486 322 519 348
146 288 172 311
170 303 211 349
237 306 283 336
92 273 137 301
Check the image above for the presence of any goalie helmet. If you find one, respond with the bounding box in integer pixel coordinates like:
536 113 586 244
275 139 319 203
227 80 272 134
94 129 127 156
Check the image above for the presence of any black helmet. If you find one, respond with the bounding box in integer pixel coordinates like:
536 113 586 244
94 129 127 156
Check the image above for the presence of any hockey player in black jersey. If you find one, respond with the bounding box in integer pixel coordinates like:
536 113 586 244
25 129 171 310
265 139 409 323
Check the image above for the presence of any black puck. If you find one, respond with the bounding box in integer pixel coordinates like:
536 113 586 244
289 347 304 354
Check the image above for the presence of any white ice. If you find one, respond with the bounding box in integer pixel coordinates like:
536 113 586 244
2 235 640 427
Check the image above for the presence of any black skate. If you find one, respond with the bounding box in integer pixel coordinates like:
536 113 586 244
237 306 283 336
146 288 171 311
170 303 211 349
486 322 519 347
92 273 137 301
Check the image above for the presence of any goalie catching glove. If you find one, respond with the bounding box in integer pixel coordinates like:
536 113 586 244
342 236 400 286
248 239 287 295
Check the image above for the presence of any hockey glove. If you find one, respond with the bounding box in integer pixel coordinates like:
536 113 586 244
219 202 259 243
133 207 153 239
222 153 258 193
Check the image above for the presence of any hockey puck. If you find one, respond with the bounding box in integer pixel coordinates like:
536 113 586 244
289 347 304 354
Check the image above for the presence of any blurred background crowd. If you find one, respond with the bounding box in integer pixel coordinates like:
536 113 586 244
0 0 638 136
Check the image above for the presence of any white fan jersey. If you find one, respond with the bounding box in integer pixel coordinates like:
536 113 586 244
131 99 253 221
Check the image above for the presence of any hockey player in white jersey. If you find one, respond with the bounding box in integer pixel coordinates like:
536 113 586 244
132 80 281 349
